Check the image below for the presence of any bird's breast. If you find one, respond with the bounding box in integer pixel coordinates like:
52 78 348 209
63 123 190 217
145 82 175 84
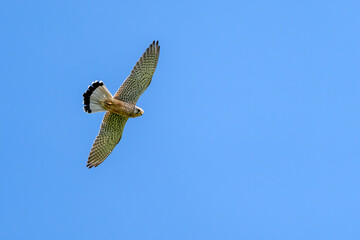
103 99 135 117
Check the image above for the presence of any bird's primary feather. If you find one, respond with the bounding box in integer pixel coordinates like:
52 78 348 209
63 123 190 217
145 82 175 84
114 41 160 104
87 112 128 168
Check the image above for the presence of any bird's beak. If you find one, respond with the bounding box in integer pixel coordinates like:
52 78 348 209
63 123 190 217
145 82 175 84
140 109 144 115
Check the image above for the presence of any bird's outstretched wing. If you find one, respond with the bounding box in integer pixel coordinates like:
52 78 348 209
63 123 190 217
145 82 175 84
87 112 128 168
114 41 160 104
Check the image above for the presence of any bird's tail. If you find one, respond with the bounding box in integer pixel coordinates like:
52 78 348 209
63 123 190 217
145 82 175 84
83 81 113 113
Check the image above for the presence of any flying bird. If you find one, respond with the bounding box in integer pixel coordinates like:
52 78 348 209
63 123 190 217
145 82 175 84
83 41 160 168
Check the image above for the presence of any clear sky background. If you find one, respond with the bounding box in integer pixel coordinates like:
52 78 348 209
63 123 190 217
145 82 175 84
1 0 360 239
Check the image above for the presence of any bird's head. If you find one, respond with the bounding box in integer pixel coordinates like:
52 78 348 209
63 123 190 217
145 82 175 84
134 107 144 117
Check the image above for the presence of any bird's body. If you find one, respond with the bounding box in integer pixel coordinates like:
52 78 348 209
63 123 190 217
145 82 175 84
83 41 160 168
100 98 143 118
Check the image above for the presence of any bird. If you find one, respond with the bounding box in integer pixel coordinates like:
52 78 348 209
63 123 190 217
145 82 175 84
83 41 160 168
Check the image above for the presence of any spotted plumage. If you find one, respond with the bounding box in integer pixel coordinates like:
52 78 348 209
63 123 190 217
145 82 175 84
83 41 160 168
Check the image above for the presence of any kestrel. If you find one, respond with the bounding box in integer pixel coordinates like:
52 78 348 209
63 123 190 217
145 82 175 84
83 41 160 168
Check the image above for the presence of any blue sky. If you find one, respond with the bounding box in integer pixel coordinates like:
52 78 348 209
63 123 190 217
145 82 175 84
1 0 360 239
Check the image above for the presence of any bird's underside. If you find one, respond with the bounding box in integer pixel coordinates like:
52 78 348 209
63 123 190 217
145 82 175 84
101 98 144 118
83 41 160 168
